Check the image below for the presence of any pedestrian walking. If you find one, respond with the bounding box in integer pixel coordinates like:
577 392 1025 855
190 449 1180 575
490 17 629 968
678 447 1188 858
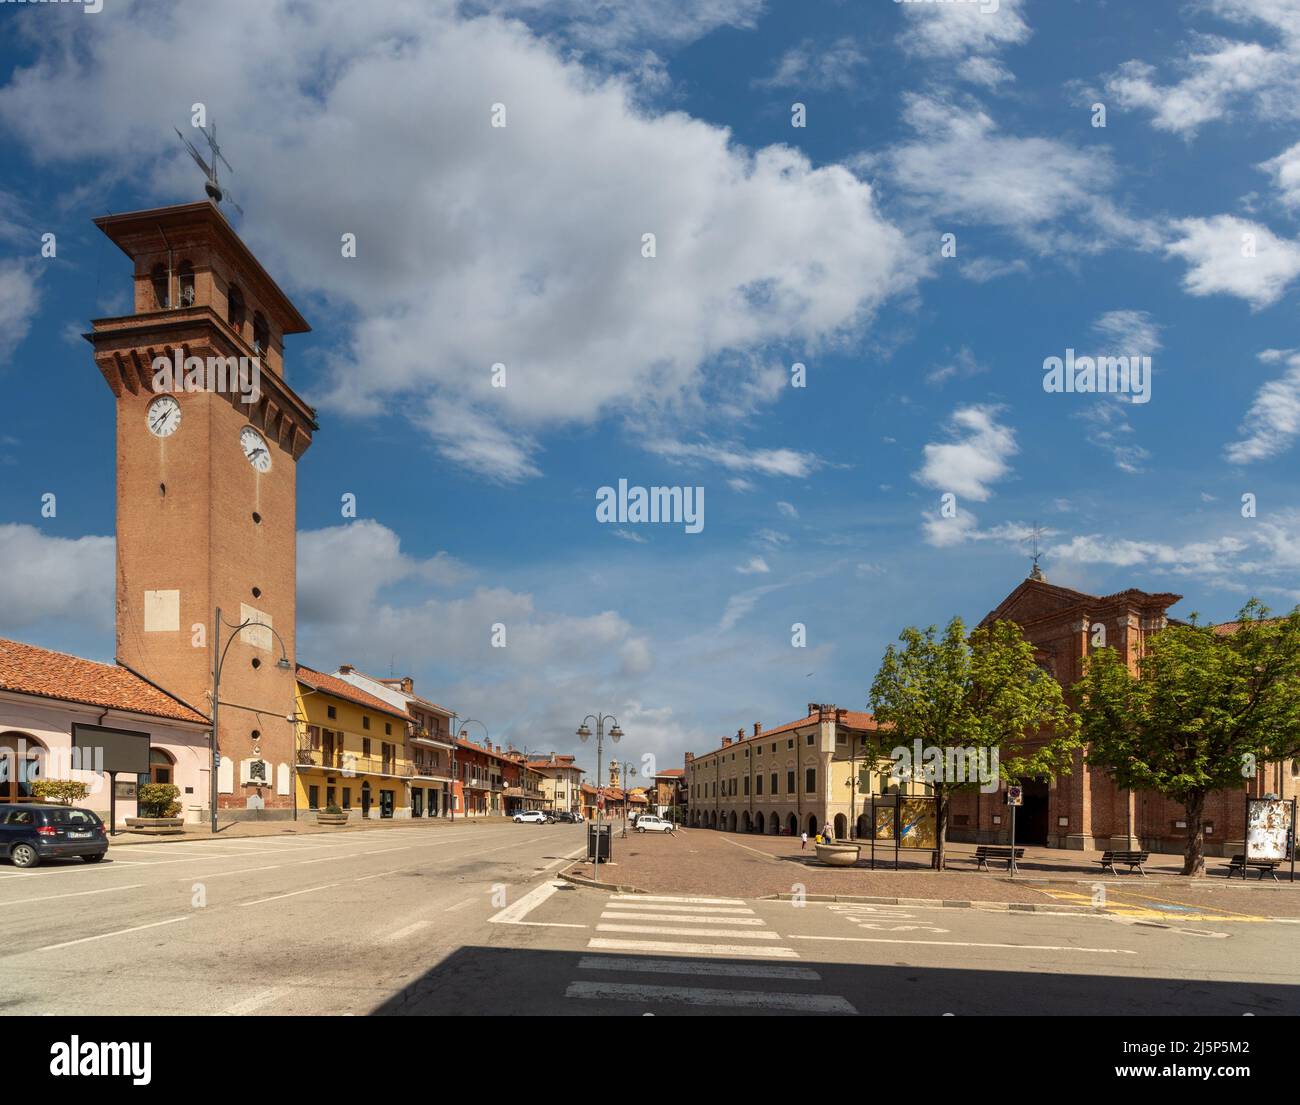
800 830 808 850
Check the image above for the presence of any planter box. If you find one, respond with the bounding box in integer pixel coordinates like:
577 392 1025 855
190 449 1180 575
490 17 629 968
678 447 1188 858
815 843 861 867
124 817 185 836
316 812 349 826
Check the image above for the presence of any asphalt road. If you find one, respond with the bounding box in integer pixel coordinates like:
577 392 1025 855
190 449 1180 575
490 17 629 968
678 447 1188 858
2 822 1296 1016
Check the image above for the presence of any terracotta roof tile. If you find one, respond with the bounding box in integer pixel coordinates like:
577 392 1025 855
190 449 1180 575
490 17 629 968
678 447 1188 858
0 637 208 724
296 664 411 722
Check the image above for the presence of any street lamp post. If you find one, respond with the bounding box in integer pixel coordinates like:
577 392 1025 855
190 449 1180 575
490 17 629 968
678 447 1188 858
449 715 488 823
209 606 293 835
616 760 637 834
576 713 622 882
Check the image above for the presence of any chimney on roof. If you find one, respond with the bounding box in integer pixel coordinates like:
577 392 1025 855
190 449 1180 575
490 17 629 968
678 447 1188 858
339 664 354 674
753 722 761 736
736 728 744 741
721 737 732 748
808 702 818 717
400 676 413 693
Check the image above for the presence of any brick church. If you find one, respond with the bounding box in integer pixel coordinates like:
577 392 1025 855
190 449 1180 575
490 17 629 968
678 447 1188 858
947 568 1298 856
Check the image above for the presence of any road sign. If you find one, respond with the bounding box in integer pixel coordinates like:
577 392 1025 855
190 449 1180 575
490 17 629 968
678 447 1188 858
1006 785 1023 807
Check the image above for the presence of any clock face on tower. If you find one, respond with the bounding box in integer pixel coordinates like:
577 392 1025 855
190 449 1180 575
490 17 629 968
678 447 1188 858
146 395 181 438
240 426 272 472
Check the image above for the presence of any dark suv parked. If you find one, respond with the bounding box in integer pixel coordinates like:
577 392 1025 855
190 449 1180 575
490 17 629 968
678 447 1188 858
552 810 577 823
0 804 109 868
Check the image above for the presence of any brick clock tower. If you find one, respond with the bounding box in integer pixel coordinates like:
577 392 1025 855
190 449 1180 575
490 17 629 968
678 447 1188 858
89 201 316 815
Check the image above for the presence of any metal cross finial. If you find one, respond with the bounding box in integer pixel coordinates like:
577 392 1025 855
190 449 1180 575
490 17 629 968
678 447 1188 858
175 118 244 216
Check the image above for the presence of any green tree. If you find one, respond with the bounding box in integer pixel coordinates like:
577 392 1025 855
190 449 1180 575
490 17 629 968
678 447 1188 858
1076 600 1300 876
870 617 1082 870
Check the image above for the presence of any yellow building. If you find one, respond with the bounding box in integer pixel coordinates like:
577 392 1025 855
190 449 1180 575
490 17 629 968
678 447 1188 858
686 703 929 839
294 665 414 820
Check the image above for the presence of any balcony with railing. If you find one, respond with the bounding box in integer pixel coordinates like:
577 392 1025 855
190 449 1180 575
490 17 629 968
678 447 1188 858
296 748 414 779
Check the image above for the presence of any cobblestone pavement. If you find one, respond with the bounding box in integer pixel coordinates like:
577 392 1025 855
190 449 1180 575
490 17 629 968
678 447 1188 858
564 826 1300 919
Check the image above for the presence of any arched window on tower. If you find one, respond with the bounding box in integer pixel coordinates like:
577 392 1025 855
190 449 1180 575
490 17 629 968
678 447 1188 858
252 312 268 356
177 261 195 307
150 263 170 310
227 284 245 333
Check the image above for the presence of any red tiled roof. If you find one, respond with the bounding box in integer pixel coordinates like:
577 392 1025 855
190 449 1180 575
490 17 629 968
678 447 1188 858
296 665 411 722
0 638 208 724
655 768 684 777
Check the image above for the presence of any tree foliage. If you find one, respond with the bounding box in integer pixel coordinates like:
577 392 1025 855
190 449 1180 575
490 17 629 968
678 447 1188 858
1077 600 1300 875
870 617 1081 869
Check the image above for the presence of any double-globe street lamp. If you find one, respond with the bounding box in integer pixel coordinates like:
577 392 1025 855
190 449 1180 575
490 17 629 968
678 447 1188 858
209 607 293 834
576 714 622 881
615 760 637 834
448 715 488 823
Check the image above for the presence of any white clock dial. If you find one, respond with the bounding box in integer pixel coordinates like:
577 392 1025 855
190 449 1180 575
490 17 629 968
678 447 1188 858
146 395 181 438
240 427 272 473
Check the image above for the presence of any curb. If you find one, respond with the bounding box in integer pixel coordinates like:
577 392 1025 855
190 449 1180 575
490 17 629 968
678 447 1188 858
104 817 512 847
558 870 645 894
763 892 1104 914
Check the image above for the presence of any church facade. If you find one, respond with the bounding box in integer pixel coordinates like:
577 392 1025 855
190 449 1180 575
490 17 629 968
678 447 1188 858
946 572 1299 856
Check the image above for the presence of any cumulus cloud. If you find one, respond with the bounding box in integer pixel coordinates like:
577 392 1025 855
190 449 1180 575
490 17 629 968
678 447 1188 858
1100 1 1300 138
896 0 1030 65
0 0 913 482
0 260 41 365
915 404 1017 503
1260 141 1300 211
1165 215 1300 308
0 525 114 633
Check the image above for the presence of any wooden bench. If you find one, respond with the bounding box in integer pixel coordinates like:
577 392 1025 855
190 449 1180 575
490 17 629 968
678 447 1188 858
974 845 1025 871
1226 854 1281 882
1099 849 1150 876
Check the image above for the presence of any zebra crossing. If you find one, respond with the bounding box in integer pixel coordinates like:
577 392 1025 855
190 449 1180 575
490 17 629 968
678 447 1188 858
568 893 858 1014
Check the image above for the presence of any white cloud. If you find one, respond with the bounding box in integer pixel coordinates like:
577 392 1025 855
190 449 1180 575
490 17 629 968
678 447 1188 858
896 0 1030 62
1101 1 1300 137
736 556 770 575
0 0 912 483
756 36 869 91
959 256 1028 283
1224 349 1300 463
873 94 1156 254
776 500 798 519
1092 309 1163 354
915 404 1017 502
1165 215 1300 308
0 525 114 633
1048 533 1249 576
1076 403 1150 475
921 509 1033 549
0 260 41 365
926 344 987 386
1260 141 1300 210
646 438 821 478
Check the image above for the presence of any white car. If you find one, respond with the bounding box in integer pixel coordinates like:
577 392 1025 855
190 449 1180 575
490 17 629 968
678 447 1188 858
634 815 675 834
513 810 551 823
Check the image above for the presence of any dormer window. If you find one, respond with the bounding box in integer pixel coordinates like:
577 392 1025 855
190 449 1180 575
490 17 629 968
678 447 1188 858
151 263 169 309
178 261 195 307
252 311 268 356
228 284 245 332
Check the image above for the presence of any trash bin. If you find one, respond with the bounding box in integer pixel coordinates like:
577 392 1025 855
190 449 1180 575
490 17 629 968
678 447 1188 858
587 822 611 861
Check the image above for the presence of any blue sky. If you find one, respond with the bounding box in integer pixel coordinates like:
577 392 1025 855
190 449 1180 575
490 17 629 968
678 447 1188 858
1 0 1299 778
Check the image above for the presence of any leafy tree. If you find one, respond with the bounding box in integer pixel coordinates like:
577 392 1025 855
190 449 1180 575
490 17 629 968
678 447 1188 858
870 617 1082 870
1077 600 1300 876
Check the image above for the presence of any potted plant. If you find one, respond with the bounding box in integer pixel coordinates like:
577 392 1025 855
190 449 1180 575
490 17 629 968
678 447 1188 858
126 783 186 835
316 803 348 826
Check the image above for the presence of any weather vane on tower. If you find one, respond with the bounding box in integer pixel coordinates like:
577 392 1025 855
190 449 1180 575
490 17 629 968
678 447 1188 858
1025 521 1045 581
175 118 244 217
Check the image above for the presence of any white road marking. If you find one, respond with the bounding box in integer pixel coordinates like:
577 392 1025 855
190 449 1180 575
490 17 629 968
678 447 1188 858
588 937 799 959
222 987 289 1015
39 916 189 951
603 903 755 915
596 923 781 940
444 897 476 912
540 846 587 871
384 920 432 942
788 935 1137 954
565 980 856 1013
488 879 564 925
609 894 745 905
578 956 819 981
240 882 341 907
0 883 145 907
599 911 767 926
